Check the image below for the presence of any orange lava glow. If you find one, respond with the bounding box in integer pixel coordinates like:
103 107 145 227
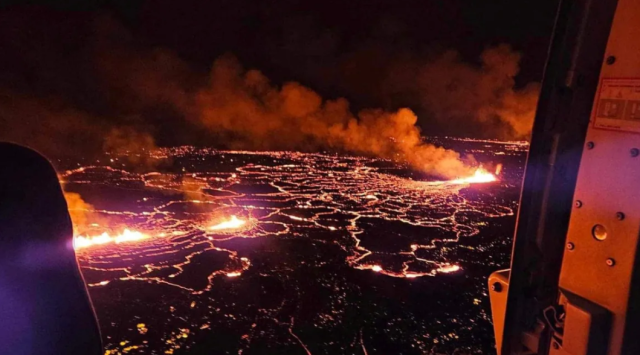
209 216 246 231
449 168 497 185
436 264 461 273
74 229 149 249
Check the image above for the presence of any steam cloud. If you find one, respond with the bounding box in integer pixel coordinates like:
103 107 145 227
0 13 538 178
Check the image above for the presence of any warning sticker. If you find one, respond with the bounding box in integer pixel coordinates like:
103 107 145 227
594 78 640 133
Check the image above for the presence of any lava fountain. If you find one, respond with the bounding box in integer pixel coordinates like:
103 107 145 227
448 167 498 185
210 216 247 231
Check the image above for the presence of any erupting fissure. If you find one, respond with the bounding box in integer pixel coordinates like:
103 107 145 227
449 167 498 185
61 146 521 355
74 229 149 249
66 149 509 279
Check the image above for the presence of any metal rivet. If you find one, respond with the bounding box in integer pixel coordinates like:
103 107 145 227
631 148 639 157
606 258 615 267
575 200 583 208
606 56 616 65
592 224 608 241
616 212 625 221
586 141 595 150
491 282 503 292
567 242 575 250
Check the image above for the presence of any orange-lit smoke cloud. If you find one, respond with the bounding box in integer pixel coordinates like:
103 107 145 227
189 55 474 178
64 191 119 236
0 91 103 159
103 127 160 169
0 90 159 167
64 192 95 235
414 45 539 139
87 14 477 179
1 14 534 178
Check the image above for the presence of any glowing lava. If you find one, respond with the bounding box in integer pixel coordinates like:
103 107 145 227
210 216 246 231
60 146 523 355
74 229 148 249
449 168 497 185
437 264 461 273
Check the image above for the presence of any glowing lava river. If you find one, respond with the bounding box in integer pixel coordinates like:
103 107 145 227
61 138 528 355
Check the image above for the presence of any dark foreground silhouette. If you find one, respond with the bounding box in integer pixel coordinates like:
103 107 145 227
0 143 102 355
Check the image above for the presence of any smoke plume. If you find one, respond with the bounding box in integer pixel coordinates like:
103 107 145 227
187 55 474 178
0 91 102 160
0 11 541 179
103 127 160 169
64 192 95 235
413 45 539 139
0 91 158 166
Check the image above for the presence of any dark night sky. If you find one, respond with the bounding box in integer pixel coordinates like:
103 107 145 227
0 0 559 158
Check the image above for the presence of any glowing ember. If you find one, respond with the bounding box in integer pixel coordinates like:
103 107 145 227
74 229 148 249
226 272 242 277
137 323 148 335
449 168 497 185
371 265 383 272
209 216 246 230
